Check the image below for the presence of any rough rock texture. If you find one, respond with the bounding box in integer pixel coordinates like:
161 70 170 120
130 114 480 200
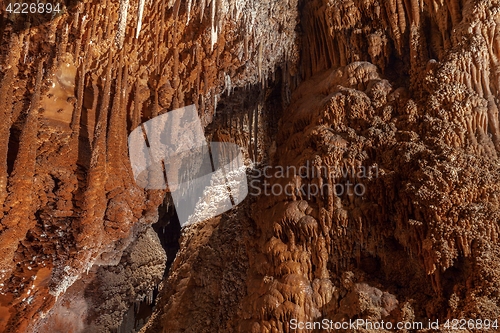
31 224 165 332
148 0 500 332
0 0 299 331
239 60 500 331
1 0 500 332
141 207 252 333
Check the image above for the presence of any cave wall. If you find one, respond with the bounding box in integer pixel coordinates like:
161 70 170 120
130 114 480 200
147 0 500 332
2 0 500 332
0 0 299 331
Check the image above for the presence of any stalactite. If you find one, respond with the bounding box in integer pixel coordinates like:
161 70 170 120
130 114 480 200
187 0 193 23
447 0 462 26
88 79 100 148
211 0 218 52
225 73 232 96
258 42 263 82
214 93 218 117
0 60 43 278
74 12 88 64
87 5 100 56
172 44 180 110
69 61 86 150
248 107 254 159
158 1 167 60
216 0 223 33
173 0 181 20
244 35 249 61
153 1 161 73
22 27 31 64
104 0 114 41
200 0 206 22
107 56 125 172
136 0 146 38
77 53 113 246
385 0 401 53
397 0 407 35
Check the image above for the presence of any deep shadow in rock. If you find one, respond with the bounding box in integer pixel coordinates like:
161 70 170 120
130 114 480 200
117 201 182 333
153 200 182 277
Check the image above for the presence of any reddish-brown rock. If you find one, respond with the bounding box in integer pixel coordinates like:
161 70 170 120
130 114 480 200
1 0 500 332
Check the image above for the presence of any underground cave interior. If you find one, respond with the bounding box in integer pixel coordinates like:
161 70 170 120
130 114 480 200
2 0 500 331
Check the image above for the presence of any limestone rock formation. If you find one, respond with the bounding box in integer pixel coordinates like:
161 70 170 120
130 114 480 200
0 0 298 331
1 0 500 332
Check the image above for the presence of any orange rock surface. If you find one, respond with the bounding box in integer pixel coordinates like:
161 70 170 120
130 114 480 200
1 0 500 332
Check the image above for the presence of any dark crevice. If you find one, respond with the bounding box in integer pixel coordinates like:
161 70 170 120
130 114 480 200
153 203 181 278
6 127 20 175
118 201 181 333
